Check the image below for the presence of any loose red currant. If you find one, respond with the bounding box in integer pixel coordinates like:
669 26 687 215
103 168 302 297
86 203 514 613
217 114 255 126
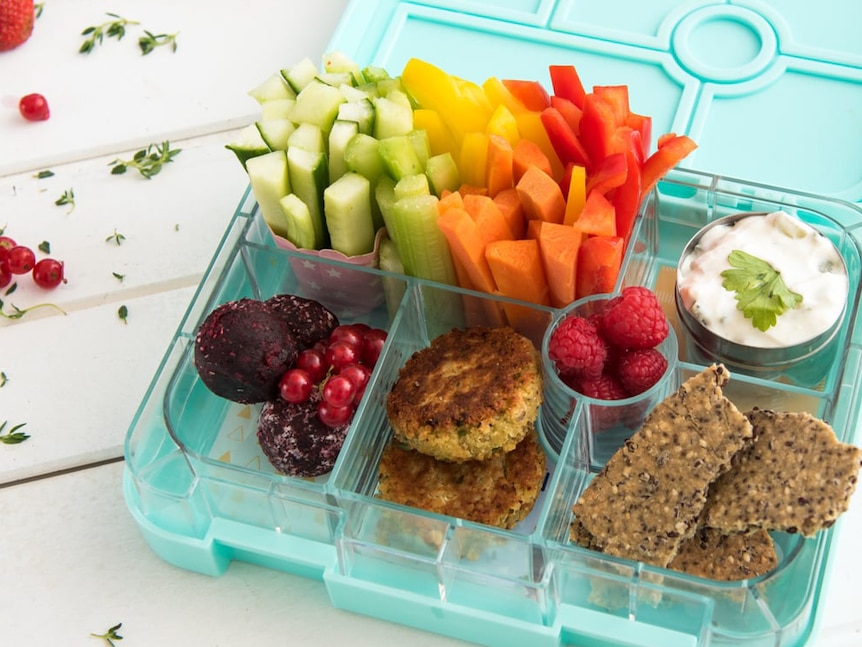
279 368 314 403
295 348 328 383
31 258 65 289
317 400 353 428
322 374 356 408
7 245 35 274
19 94 51 122
328 324 365 349
361 328 388 367
0 236 15 255
325 339 359 372
0 259 11 289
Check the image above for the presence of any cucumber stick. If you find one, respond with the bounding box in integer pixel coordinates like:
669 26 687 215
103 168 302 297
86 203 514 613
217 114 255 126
378 233 407 318
246 150 291 239
390 194 457 285
328 119 360 182
260 98 295 120
378 135 424 180
323 172 375 257
279 193 317 249
373 89 413 139
287 146 328 249
256 119 295 151
281 57 319 93
425 152 461 196
288 122 325 153
248 72 296 103
225 123 270 169
290 79 347 135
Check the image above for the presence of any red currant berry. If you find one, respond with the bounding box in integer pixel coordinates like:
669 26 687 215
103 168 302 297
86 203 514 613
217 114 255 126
7 245 35 274
361 328 388 367
325 339 359 372
322 374 356 408
0 237 15 262
279 368 315 403
318 400 353 428
19 94 51 122
328 324 365 349
339 363 371 400
295 348 328 383
31 258 65 289
0 259 11 289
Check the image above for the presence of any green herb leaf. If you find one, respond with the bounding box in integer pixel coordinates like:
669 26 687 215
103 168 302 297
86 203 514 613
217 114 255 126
112 272 125 282
38 241 51 254
34 169 54 179
138 30 179 55
0 371 7 388
79 13 139 54
118 305 129 324
0 421 29 445
90 622 123 646
721 250 803 332
108 141 181 179
105 229 126 246
55 188 75 214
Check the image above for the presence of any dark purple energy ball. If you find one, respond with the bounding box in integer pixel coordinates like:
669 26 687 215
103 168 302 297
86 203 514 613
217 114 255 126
264 293 339 350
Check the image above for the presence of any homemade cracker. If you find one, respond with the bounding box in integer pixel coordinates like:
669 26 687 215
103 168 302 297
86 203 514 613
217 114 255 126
572 364 753 567
703 408 862 537
668 527 778 581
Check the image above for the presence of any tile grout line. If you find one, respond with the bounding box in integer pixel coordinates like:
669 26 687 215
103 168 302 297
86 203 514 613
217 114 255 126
0 455 126 490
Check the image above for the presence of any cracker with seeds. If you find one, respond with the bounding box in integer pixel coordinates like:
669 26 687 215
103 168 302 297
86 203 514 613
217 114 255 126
703 408 862 537
668 527 778 581
572 364 753 567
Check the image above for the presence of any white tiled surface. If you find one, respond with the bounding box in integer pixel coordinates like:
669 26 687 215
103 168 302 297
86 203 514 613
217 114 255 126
0 2 860 646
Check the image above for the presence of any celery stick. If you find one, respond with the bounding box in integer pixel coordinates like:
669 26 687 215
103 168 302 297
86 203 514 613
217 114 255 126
323 172 375 257
375 175 398 243
394 174 430 201
390 194 457 285
378 233 407 318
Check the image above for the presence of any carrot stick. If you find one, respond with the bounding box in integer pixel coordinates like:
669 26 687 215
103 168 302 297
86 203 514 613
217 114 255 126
485 134 514 197
463 194 515 244
528 220 583 308
484 238 550 306
512 138 552 183
438 189 464 213
492 187 526 239
437 207 497 293
576 235 624 299
516 165 566 224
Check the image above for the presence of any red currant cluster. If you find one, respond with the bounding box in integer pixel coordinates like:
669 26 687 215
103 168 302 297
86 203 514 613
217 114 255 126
279 322 388 428
0 235 65 289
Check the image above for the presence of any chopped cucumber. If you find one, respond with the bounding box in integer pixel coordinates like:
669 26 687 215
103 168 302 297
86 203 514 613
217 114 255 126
378 135 423 180
281 57 319 93
248 72 296 103
289 79 347 135
394 174 430 201
344 133 385 181
323 51 364 86
425 151 461 196
337 98 375 135
390 194 457 284
246 150 291 239
260 98 295 120
225 123 270 169
279 193 317 249
323 172 375 257
373 89 413 139
255 119 296 151
376 76 406 98
316 71 354 88
287 146 329 249
328 119 360 182
288 122 325 153
375 175 398 239
361 65 391 84
338 83 370 103
408 129 430 169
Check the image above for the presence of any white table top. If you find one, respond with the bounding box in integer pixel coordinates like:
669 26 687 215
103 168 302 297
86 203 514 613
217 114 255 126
1 2 860 646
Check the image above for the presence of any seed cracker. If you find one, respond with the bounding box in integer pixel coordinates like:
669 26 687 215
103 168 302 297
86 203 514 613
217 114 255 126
703 408 862 537
668 527 778 581
572 364 753 567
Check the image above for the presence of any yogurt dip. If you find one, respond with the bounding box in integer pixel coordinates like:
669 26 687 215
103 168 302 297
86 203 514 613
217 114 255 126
677 211 848 349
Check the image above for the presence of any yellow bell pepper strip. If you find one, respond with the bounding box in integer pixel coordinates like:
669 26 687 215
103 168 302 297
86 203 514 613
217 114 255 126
485 103 521 145
563 163 587 226
482 76 527 114
413 108 457 157
459 131 490 187
501 79 551 111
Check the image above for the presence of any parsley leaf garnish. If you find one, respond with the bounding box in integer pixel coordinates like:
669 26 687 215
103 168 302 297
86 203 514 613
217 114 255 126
720 250 802 332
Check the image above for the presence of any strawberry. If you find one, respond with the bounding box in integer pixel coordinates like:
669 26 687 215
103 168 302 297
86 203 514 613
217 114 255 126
0 0 35 52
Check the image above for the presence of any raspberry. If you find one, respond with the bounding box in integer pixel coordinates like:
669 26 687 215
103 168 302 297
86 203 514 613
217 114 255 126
599 286 669 350
616 348 668 396
569 373 628 400
548 315 607 379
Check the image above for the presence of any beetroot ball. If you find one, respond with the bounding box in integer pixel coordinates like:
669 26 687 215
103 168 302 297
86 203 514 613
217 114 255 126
194 298 298 403
263 293 339 350
256 392 349 477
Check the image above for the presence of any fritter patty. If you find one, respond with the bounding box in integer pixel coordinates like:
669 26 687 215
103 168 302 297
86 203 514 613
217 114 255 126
386 326 543 462
377 426 546 529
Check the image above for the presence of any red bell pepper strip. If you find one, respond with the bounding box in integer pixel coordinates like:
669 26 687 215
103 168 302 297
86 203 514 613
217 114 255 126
540 106 591 168
501 79 551 111
640 134 698 202
608 132 644 243
549 95 583 135
585 152 627 196
573 190 616 237
592 85 630 127
625 112 652 162
578 93 628 164
549 64 587 109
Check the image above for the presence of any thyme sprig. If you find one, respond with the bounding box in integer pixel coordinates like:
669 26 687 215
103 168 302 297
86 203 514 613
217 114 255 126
105 229 126 246
0 296 66 320
0 421 29 445
55 188 75 214
80 13 139 54
90 622 123 646
139 30 179 55
109 141 181 179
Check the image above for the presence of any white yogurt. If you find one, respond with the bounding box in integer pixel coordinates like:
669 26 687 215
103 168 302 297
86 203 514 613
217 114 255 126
677 211 848 348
